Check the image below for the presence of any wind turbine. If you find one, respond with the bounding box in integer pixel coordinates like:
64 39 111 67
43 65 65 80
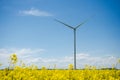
55 19 88 69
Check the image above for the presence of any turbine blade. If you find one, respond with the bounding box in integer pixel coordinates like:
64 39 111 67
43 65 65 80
55 19 74 29
75 15 95 29
75 19 88 29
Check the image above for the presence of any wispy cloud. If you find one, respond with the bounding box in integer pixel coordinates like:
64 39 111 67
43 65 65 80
0 48 44 68
0 48 44 56
17 53 119 69
0 49 119 69
19 8 53 17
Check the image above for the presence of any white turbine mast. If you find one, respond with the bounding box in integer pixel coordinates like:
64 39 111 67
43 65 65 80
55 18 88 69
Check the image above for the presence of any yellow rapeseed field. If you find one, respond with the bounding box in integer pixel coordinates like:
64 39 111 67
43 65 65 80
0 54 120 80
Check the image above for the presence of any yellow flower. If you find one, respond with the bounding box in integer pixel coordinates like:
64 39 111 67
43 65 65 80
68 64 73 70
0 54 120 80
10 53 18 64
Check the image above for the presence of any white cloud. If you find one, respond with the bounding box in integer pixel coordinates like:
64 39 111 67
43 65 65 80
0 48 44 58
0 48 44 69
28 53 119 69
19 8 53 16
76 53 89 59
0 49 119 69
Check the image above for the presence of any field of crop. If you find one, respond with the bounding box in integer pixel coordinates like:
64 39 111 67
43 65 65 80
0 67 120 80
0 54 120 80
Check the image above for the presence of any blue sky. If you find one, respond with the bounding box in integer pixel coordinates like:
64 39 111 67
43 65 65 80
0 0 120 69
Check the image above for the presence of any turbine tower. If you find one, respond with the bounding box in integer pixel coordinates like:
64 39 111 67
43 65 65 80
55 19 87 69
